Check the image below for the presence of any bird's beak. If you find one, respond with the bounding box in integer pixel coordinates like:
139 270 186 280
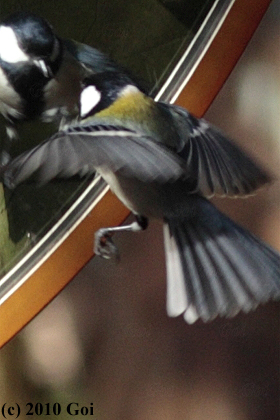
34 59 53 78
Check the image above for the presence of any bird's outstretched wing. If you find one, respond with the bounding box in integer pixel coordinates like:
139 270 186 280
4 124 186 188
159 102 271 197
64 41 146 92
63 39 121 74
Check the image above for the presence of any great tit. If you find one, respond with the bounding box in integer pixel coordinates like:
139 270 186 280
3 71 280 323
0 11 121 164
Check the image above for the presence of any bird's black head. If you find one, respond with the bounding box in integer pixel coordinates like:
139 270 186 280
0 12 62 78
80 71 139 118
2 12 58 59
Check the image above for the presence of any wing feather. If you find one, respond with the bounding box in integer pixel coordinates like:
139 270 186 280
158 103 271 197
4 124 186 188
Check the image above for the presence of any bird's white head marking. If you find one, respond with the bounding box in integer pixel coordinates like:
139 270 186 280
80 85 102 117
0 26 29 63
119 84 139 97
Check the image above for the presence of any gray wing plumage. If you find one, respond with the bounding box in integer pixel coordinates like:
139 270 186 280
63 39 121 74
4 124 186 188
159 103 271 197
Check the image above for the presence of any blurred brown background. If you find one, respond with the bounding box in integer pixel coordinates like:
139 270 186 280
1 1 280 420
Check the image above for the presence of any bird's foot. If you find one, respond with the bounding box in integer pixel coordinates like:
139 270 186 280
94 216 148 261
94 228 120 260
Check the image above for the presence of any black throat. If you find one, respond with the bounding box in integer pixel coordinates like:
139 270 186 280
0 39 63 121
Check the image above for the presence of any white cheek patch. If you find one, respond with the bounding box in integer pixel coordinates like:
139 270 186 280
0 26 29 63
80 85 101 117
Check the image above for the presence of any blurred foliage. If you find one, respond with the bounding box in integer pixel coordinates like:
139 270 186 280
0 183 30 274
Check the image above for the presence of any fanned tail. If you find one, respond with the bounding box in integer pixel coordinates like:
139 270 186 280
163 198 280 323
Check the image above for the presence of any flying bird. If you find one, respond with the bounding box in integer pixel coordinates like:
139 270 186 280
3 71 280 323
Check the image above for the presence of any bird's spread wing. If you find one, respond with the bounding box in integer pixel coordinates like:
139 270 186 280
63 39 121 74
4 124 186 188
159 103 271 197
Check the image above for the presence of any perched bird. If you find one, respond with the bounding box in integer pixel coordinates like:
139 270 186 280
3 71 280 323
0 11 121 164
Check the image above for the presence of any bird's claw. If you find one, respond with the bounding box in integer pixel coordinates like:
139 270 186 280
94 228 120 260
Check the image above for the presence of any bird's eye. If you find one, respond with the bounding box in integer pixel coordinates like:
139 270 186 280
80 85 101 117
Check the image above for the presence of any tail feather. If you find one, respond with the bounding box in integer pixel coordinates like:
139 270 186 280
163 199 280 323
216 230 279 300
198 228 259 311
163 224 189 316
184 224 236 316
